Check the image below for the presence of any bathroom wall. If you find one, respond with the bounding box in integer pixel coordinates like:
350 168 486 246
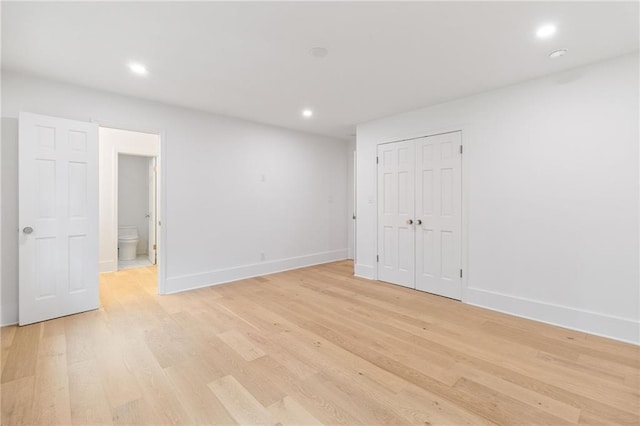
118 154 150 255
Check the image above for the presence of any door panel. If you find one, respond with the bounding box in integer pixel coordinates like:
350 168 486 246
19 112 99 325
377 141 415 288
415 132 462 299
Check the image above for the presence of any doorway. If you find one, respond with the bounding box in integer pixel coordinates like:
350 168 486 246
117 154 157 270
377 131 463 300
98 127 161 280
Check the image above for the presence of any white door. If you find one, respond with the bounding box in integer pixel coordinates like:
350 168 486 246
377 132 462 299
415 132 462 299
377 141 415 288
19 112 99 325
148 157 157 264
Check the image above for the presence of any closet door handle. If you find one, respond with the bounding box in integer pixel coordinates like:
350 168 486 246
416 219 422 225
406 219 413 225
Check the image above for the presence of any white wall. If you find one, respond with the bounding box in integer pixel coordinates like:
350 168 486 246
118 154 150 255
356 53 639 343
1 119 18 324
1 71 349 325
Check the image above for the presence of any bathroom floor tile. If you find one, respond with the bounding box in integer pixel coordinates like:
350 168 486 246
118 255 154 271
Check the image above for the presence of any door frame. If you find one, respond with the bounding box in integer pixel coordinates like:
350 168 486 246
352 149 357 261
94 119 167 295
375 124 470 302
148 157 158 265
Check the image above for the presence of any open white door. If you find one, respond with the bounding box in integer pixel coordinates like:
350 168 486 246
19 112 99 325
148 157 157 264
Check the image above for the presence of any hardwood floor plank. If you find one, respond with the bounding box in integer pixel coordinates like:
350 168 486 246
218 330 266 361
267 395 324 426
1 376 35 425
207 375 272 425
42 317 67 339
284 373 366 425
453 376 574 424
394 383 495 425
1 324 17 348
120 339 192 425
578 353 640 389
90 313 142 409
68 359 113 425
31 334 72 425
228 356 288 407
0 325 17 374
65 312 97 366
111 398 147 425
451 362 581 423
1 322 41 383
311 370 410 425
164 359 237 425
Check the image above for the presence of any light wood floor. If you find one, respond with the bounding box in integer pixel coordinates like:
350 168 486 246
2 261 639 425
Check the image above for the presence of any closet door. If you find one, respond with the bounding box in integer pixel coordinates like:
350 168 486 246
415 132 462 299
377 141 415 288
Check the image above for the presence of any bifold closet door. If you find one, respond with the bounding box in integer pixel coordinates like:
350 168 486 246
415 132 462 299
377 131 462 299
377 141 415 288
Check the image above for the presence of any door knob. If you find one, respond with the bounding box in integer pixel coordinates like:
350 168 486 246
23 226 34 234
416 219 422 225
406 219 413 225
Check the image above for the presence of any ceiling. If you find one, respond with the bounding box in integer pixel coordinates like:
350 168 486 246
2 2 638 140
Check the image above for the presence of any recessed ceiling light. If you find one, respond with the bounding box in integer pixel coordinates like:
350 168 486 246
536 24 557 39
302 109 313 118
549 49 568 59
129 62 148 76
310 47 328 58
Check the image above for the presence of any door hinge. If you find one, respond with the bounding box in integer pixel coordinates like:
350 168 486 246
459 145 463 154
376 255 379 262
352 214 356 220
153 244 157 250
376 156 379 164
460 269 463 278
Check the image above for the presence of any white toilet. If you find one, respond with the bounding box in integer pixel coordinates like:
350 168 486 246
118 225 139 261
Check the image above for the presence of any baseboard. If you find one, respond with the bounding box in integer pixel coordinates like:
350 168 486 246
347 252 354 261
354 263 375 280
99 260 116 273
465 287 640 345
165 249 348 294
